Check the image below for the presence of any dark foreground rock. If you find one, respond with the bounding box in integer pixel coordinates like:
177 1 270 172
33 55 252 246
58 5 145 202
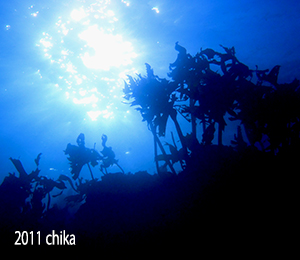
0 146 297 250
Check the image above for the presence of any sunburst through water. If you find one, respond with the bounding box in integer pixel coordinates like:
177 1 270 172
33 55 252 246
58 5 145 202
36 0 138 121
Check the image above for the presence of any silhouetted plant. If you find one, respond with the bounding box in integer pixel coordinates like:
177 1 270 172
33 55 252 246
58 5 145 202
64 133 124 180
1 155 69 218
170 43 299 152
100 134 125 174
232 73 300 154
124 42 300 168
169 43 241 146
64 133 101 180
2 42 300 247
123 63 189 174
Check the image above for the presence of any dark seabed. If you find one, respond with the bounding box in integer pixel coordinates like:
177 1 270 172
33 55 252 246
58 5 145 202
0 0 299 252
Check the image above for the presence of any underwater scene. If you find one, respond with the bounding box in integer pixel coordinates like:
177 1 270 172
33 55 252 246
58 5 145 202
0 0 299 250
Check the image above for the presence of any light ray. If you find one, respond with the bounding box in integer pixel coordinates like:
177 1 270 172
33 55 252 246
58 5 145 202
37 0 138 121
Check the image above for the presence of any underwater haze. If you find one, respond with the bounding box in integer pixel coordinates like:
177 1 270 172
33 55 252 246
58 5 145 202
0 0 300 249
1 0 300 182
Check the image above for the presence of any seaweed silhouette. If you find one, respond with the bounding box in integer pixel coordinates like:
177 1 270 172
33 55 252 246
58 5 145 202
1 42 300 248
0 155 71 222
124 42 300 173
100 134 125 175
124 63 189 174
64 133 124 180
169 43 241 146
64 133 101 180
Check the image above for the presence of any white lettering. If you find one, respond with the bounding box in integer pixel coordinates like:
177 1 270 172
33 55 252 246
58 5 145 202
45 230 75 245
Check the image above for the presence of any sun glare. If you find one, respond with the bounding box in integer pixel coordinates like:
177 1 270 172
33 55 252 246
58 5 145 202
79 24 137 71
37 0 138 121
73 94 98 105
70 8 87 21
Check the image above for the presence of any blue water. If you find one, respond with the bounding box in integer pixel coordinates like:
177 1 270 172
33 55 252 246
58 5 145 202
1 0 300 183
